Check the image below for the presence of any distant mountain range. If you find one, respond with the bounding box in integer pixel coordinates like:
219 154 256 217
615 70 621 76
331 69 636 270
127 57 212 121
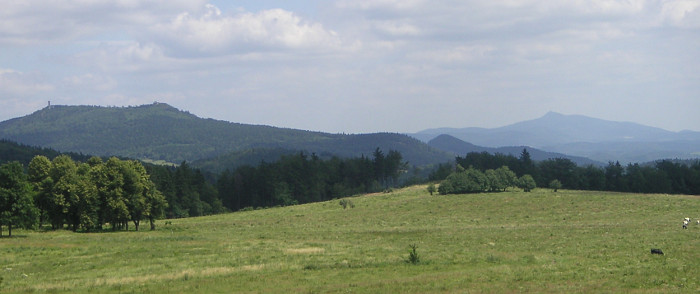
412 112 700 163
0 103 452 169
2 105 696 171
426 134 602 166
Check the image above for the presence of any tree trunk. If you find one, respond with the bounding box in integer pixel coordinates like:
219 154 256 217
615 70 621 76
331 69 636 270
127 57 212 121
133 220 139 231
149 218 156 231
8 222 12 237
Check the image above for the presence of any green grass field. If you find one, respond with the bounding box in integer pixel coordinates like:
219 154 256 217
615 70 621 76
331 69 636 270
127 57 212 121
2 187 699 293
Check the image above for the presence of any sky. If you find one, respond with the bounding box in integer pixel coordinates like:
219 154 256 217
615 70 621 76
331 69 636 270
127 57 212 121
1 0 699 134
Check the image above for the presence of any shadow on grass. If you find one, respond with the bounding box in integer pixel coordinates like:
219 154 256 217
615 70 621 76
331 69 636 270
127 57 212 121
0 234 28 239
30 222 174 234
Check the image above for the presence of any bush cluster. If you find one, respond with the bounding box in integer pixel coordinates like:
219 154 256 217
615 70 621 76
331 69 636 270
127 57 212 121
438 165 535 194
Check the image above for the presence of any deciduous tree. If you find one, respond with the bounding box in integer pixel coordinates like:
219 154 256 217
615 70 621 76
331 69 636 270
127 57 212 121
0 162 39 236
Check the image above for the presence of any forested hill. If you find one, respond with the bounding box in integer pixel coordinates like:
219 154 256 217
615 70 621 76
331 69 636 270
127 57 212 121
0 103 452 166
0 139 91 166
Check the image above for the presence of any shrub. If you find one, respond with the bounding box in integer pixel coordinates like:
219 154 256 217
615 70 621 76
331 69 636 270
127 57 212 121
303 264 320 270
549 179 562 192
439 167 488 194
339 199 355 209
406 244 420 264
427 184 436 195
518 174 537 192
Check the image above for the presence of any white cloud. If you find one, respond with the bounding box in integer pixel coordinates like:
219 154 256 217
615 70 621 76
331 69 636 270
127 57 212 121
0 0 698 133
373 21 422 37
148 5 344 57
0 68 54 96
62 74 117 91
407 45 495 64
0 0 206 45
659 0 700 28
335 0 427 11
71 41 172 73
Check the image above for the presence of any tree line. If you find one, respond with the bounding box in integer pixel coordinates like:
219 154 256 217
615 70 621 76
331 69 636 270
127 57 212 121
1 148 407 236
0 155 166 236
5 146 697 236
145 161 225 219
216 149 406 211
448 150 700 195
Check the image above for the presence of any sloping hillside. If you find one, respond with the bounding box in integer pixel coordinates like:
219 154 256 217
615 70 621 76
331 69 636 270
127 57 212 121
0 103 452 166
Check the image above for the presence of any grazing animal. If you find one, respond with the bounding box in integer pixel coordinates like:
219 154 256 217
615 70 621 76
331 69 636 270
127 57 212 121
683 220 689 229
651 248 664 255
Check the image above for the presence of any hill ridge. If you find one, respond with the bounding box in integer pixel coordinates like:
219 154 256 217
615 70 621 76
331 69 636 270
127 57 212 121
0 103 452 167
427 134 602 166
412 112 700 163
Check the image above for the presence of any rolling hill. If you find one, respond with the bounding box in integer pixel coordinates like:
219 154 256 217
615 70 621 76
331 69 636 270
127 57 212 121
414 112 700 163
0 103 452 167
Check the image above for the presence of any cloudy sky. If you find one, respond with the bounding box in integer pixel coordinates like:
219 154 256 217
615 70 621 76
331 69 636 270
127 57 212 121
1 0 698 133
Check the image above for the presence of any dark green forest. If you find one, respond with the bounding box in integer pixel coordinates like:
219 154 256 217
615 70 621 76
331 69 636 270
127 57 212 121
147 148 407 216
0 140 91 166
1 146 407 234
3 138 700 236
216 149 406 211
446 149 700 195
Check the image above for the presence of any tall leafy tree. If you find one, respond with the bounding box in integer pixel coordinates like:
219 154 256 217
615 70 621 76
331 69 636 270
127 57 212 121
91 157 130 230
120 160 149 231
0 162 39 236
145 185 167 230
518 175 537 192
64 163 99 231
495 166 517 191
46 155 79 229
28 155 53 225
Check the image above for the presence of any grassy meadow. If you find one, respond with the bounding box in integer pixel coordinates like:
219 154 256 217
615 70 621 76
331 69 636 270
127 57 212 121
1 186 699 293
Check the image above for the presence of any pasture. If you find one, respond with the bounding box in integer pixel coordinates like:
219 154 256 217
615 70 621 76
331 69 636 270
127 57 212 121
1 186 699 293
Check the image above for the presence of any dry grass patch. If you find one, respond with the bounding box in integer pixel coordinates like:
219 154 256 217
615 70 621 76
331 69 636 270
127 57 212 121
285 247 325 254
26 264 271 292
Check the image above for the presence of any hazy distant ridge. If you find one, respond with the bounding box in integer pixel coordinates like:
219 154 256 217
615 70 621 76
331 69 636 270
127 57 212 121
414 112 700 163
427 134 602 166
